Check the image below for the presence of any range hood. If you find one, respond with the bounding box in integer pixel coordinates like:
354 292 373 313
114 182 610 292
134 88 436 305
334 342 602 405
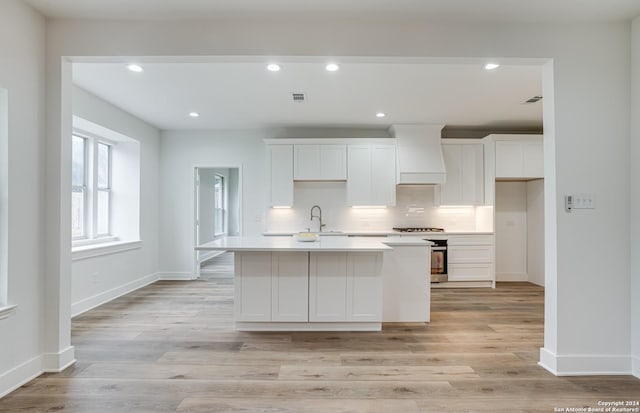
390 124 446 185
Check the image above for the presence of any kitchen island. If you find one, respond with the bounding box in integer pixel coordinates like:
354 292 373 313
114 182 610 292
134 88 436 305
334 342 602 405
197 236 394 331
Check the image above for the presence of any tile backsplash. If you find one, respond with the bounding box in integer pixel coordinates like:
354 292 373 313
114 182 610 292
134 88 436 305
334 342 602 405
266 183 493 232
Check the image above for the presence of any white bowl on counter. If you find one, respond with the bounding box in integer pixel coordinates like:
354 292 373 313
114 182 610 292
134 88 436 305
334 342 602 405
294 232 319 242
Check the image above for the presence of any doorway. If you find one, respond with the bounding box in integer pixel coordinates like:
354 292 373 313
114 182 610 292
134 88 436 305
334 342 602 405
194 166 241 278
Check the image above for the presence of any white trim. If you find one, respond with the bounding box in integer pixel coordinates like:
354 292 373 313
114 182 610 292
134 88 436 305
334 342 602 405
633 355 640 378
495 272 528 281
235 322 381 331
0 304 16 320
538 348 632 376
72 239 142 261
42 346 76 373
71 272 159 317
157 272 197 281
0 355 43 399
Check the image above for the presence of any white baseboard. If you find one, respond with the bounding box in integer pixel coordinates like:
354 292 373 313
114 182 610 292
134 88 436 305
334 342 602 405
71 272 159 317
539 347 632 376
496 272 527 282
633 355 640 378
43 346 76 373
0 355 43 398
157 272 197 281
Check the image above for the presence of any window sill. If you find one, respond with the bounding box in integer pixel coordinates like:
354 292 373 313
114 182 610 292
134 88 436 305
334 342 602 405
72 240 143 261
0 305 17 320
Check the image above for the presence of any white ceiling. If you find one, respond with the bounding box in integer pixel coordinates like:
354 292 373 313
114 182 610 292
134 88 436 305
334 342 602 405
23 0 640 23
72 61 543 131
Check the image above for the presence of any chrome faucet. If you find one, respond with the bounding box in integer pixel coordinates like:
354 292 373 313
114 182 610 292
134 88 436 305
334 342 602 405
310 205 326 232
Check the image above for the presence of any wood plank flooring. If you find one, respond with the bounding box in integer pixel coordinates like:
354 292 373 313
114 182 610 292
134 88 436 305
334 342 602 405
1 253 638 412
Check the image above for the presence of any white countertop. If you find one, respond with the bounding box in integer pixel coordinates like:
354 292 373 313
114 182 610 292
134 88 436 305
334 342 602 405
197 236 394 252
263 230 493 236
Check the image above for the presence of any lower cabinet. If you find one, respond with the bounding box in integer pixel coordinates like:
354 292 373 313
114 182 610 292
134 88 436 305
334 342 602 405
447 235 494 282
234 251 383 325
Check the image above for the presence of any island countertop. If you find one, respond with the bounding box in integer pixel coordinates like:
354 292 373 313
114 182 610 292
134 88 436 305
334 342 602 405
196 236 394 252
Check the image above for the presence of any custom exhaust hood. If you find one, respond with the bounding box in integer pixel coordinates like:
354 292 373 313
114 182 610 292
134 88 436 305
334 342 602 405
390 124 446 185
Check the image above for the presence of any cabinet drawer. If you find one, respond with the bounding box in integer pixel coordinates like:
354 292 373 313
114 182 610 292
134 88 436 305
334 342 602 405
448 263 492 281
447 235 493 246
448 245 492 263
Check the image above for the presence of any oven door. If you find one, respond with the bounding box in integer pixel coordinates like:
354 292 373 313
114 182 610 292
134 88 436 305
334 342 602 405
428 240 448 282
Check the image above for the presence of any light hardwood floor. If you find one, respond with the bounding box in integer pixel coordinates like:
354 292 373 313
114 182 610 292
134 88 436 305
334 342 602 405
1 253 638 412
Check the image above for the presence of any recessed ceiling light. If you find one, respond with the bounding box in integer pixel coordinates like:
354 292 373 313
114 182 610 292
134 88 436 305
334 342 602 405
376 112 386 118
127 64 144 73
325 63 339 72
188 112 200 118
267 64 281 72
484 63 500 70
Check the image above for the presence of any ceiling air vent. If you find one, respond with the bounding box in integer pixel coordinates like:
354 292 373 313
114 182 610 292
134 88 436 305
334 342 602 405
525 95 543 103
291 93 306 102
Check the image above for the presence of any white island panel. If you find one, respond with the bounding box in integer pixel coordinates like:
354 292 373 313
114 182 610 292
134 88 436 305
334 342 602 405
271 252 309 322
309 252 348 322
234 252 272 322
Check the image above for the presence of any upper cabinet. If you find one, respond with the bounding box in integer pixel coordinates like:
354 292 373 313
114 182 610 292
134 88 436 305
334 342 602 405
438 142 484 206
268 145 294 207
347 144 396 206
494 135 543 179
294 144 347 181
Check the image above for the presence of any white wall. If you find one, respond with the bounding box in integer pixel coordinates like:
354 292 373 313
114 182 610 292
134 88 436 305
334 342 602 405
70 86 160 316
38 17 634 382
527 179 545 287
0 0 46 397
630 16 640 378
160 130 265 275
268 183 487 233
495 182 528 281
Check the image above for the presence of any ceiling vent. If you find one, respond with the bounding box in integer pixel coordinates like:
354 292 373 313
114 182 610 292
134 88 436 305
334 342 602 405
291 93 306 102
525 95 543 103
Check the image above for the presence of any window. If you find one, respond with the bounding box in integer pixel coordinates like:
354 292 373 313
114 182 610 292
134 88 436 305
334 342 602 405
71 133 113 244
214 174 227 236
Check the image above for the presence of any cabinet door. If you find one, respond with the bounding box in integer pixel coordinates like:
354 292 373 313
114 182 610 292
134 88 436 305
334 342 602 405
347 145 372 206
294 145 321 180
234 252 272 321
461 144 484 204
495 141 523 178
346 252 383 321
271 252 309 322
309 252 348 321
522 141 544 178
440 145 463 204
320 145 347 180
371 144 397 206
269 145 293 206
440 144 484 205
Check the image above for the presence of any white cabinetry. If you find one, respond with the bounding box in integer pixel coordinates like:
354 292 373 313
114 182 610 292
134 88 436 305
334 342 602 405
234 252 273 321
439 142 484 205
268 145 294 207
347 144 396 206
271 252 309 321
447 235 494 283
309 252 382 322
235 251 383 329
495 135 543 179
294 144 347 181
309 252 347 321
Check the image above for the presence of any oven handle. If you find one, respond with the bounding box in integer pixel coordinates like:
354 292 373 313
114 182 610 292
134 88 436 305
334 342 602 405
431 247 447 251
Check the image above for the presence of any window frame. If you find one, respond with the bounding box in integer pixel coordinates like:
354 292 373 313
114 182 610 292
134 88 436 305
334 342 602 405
71 135 88 241
72 131 115 246
213 173 227 236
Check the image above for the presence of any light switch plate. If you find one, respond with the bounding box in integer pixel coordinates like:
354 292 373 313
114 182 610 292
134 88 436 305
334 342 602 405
572 193 595 209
